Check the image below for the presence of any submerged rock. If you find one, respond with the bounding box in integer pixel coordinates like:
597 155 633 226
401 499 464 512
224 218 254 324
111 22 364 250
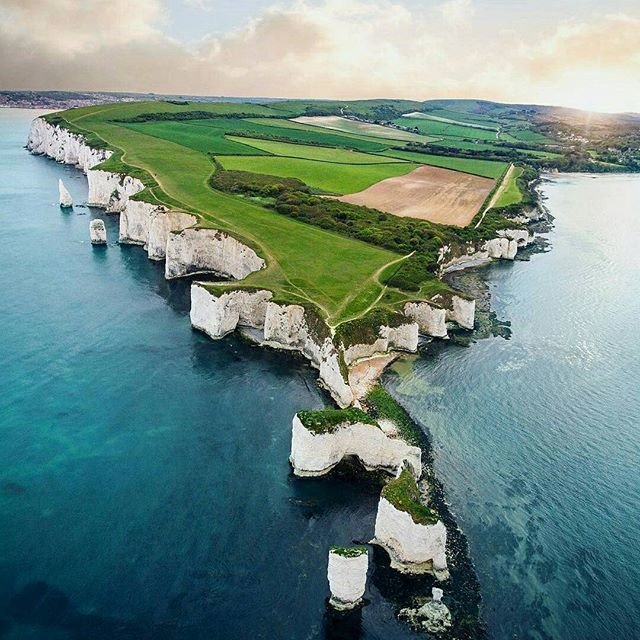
327 546 368 610
89 219 107 245
400 587 452 633
58 179 72 208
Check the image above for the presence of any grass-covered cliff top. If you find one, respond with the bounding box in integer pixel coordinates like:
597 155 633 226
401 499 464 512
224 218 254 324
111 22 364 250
44 99 540 332
382 468 439 526
297 407 378 434
364 385 422 447
330 545 368 558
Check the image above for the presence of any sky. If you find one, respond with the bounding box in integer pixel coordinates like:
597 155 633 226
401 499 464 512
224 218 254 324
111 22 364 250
1 0 639 112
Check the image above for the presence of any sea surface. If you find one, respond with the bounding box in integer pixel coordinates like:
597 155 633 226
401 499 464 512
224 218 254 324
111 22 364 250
387 173 640 639
1 108 639 640
0 110 426 640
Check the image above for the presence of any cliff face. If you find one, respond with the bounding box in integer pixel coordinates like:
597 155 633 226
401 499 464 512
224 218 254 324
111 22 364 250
404 302 447 338
190 285 354 407
165 229 265 280
440 228 535 273
87 169 145 212
27 117 265 282
289 414 422 478
404 293 476 337
27 118 110 172
373 497 448 579
342 322 418 366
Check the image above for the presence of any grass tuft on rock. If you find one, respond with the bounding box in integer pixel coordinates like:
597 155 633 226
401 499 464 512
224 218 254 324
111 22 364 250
382 468 439 526
330 545 368 558
297 408 378 434
364 385 422 446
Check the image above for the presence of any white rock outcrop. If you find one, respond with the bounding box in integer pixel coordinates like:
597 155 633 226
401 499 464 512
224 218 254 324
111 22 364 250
58 179 73 208
27 117 110 172
327 548 368 610
87 169 145 212
448 295 475 330
404 302 447 338
89 219 107 245
190 285 354 407
190 285 272 339
498 228 534 247
485 236 517 260
400 587 452 633
441 227 535 273
165 228 265 280
342 322 419 365
290 414 421 478
119 200 196 260
373 494 448 579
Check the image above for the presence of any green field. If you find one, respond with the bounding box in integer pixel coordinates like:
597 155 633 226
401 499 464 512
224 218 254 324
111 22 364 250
495 166 524 207
48 98 540 330
59 101 400 324
293 116 435 143
122 121 269 155
380 149 507 178
247 118 409 148
218 154 417 193
225 136 406 164
189 117 392 153
397 116 501 142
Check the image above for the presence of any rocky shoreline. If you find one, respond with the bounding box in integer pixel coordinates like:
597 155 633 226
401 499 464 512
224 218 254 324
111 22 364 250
26 114 546 636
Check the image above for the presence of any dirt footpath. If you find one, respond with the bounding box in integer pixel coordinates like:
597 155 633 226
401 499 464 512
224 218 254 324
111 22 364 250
337 165 494 227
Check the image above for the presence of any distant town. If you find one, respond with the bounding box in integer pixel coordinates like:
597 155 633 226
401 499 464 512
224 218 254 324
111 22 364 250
0 90 279 110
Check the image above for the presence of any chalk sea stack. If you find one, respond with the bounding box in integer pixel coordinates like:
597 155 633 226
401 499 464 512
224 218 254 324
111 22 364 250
58 178 73 208
327 546 368 610
90 219 107 245
372 468 448 579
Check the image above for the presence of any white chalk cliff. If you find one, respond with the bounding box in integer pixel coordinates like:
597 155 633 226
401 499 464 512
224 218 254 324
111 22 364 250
28 117 266 282
89 219 107 245
404 293 476 338
403 301 447 338
58 179 73 208
373 496 448 579
327 548 368 610
289 414 421 478
27 118 110 172
190 284 354 407
166 228 265 280
440 227 535 273
341 322 418 366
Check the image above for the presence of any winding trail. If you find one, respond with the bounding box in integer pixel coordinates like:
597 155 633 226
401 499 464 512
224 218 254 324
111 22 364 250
474 162 515 229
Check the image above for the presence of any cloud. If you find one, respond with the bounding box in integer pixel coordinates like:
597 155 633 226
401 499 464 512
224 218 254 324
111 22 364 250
520 13 640 78
439 0 474 26
0 0 638 111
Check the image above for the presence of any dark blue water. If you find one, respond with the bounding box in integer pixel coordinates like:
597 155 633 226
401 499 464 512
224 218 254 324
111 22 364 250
388 173 640 639
0 110 426 639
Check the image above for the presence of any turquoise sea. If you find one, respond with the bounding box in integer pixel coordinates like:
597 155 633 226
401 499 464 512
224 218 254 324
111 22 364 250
1 108 639 639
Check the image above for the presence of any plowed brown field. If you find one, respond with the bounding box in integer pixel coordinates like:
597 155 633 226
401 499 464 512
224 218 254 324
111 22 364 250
337 165 495 226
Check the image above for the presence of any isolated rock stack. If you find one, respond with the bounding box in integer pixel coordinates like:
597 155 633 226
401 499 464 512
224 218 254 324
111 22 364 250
327 546 368 610
89 219 107 245
58 179 73 208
